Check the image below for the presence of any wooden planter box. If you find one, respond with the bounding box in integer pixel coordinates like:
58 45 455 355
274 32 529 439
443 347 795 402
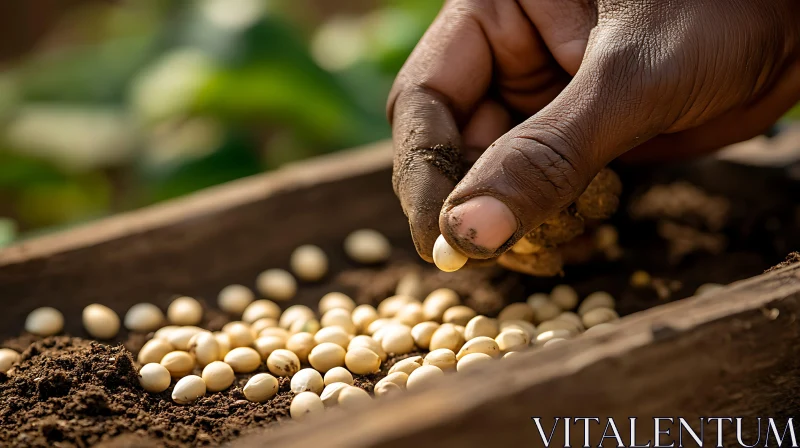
1 139 798 447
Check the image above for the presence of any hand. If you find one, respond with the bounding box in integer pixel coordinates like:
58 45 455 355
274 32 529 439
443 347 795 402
387 0 800 268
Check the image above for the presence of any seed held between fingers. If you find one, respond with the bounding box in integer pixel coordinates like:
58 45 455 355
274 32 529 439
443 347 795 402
432 234 468 272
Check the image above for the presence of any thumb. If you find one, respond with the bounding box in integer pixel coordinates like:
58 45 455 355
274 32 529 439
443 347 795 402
439 38 666 258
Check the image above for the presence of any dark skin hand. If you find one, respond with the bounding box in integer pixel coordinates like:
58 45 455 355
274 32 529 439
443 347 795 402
387 0 800 269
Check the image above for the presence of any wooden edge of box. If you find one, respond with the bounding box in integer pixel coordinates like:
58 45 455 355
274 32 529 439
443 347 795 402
0 140 395 267
241 262 800 447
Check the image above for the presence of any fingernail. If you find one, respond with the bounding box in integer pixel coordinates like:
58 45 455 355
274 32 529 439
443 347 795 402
445 196 517 252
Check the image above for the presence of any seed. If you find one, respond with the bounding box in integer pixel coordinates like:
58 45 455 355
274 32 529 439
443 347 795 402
578 291 616 316
537 319 581 335
502 351 524 360
348 335 387 362
214 332 232 357
172 375 206 404
260 327 290 341
378 372 409 389
429 324 465 352
202 361 235 392
388 356 423 375
411 322 439 349
535 329 573 345
696 283 724 296
533 302 561 324
279 305 315 329
406 365 444 391
313 326 350 348
374 380 402 397
138 363 171 393
395 270 424 299
286 332 316 363
345 347 381 374
423 348 457 371
138 339 174 365
166 326 206 351
464 316 498 340
321 382 350 407
366 318 393 336
189 331 221 367
495 329 529 352
167 296 203 326
154 325 180 341
160 351 195 378
582 308 619 328
289 318 321 335
422 288 460 322
267 348 301 376
82 304 120 340
497 303 534 323
395 303 425 327
526 293 550 309
319 292 356 315
584 322 616 335
256 269 297 301
381 325 415 355
543 338 567 347
630 271 652 288
218 284 255 315
0 349 20 374
291 391 325 419
251 317 279 335
291 368 324 394
223 321 255 348
343 229 391 264
124 303 165 332
432 234 468 272
243 373 279 402
224 347 262 373
253 336 286 360
351 305 378 333
321 308 356 335
323 366 354 386
442 306 476 326
555 312 584 330
307 342 345 373
290 245 328 282
377 295 417 318
242 299 281 323
24 307 64 336
456 353 493 373
551 285 579 310
338 386 371 407
456 336 500 360
498 320 537 339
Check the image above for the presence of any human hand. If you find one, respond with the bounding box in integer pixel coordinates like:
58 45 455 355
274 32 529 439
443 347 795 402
387 0 800 272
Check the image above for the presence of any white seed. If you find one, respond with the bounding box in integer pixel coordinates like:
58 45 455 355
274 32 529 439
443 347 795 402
166 326 206 351
379 372 409 389
321 382 350 407
502 351 524 360
153 325 180 341
242 299 281 323
345 347 381 374
0 348 20 374
456 353 493 373
348 335 387 361
464 316 499 340
377 295 417 318
366 318 394 336
138 339 174 365
160 351 195 378
351 305 379 333
499 320 537 339
82 304 120 340
423 348 457 371
429 324 465 352
381 325 415 355
495 329 529 352
319 292 356 315
139 363 171 393
395 270 424 299
308 343 345 373
498 303 535 323
456 336 500 360
167 296 203 326
324 367 354 386
584 322 617 335
533 301 562 324
223 321 255 348
537 319 581 335
526 293 550 309
551 285 579 310
243 373 279 402
172 375 206 404
286 332 316 363
535 329 573 345
251 317 279 335
266 348 301 377
25 307 64 336
224 347 261 373
422 289 460 322
124 303 165 332
555 312 584 330
290 317 320 334
256 269 297 301
279 305 315 329
188 331 221 367
338 386 371 408
578 292 616 316
411 322 440 349
214 332 232 357
395 303 425 327
374 380 402 397
372 322 407 344
582 308 620 328
388 356 423 375
442 306 476 326
344 229 391 264
433 234 468 272
218 284 255 315
406 365 444 391
291 368 324 394
321 308 357 335
290 245 328 282
260 327 291 341
313 326 350 348
543 338 567 347
291 391 325 420
202 361 235 392
253 336 285 360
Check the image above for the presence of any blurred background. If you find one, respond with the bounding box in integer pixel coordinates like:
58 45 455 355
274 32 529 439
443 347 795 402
0 0 797 247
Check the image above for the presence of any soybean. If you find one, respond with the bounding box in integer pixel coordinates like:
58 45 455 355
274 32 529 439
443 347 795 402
243 373 279 402
124 303 164 332
138 339 174 365
307 343 345 373
343 229 391 264
218 284 254 315
224 347 261 373
160 351 195 378
256 269 297 301
432 234 468 272
25 307 64 337
82 304 121 340
266 349 301 377
323 366 354 386
291 368 324 394
172 375 206 404
286 332 316 363
242 299 281 323
291 392 324 420
464 316 498 340
290 245 328 282
345 347 381 374
202 361 235 392
167 296 203 326
139 363 171 393
456 336 500 360
406 365 444 391
456 353 493 373
423 348 457 371
0 349 20 374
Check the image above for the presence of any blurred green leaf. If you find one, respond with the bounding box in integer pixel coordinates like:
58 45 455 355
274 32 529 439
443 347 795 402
15 173 111 228
0 151 67 188
786 102 800 120
0 218 17 247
